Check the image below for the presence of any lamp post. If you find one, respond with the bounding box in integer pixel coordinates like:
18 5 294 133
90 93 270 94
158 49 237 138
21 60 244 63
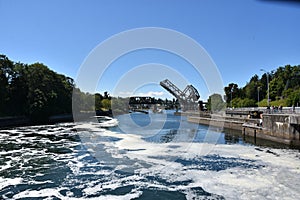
230 86 233 108
260 69 269 107
257 86 261 107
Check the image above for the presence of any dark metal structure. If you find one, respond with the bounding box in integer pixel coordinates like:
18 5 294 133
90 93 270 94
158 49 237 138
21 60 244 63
160 79 200 111
128 96 155 105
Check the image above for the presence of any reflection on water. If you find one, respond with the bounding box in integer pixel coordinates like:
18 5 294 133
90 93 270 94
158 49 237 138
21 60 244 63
222 127 299 149
121 111 296 149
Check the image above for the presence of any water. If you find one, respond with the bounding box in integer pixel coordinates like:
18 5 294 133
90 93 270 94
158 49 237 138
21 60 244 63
1 111 300 199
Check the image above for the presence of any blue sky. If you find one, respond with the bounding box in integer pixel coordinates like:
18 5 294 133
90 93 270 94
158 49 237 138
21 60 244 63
1 0 300 100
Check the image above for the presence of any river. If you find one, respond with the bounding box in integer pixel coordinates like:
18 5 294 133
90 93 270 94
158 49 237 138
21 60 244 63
0 111 299 199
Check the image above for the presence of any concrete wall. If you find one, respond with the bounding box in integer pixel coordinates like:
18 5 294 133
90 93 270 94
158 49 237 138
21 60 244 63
242 125 292 145
187 116 259 131
186 112 300 146
263 114 300 141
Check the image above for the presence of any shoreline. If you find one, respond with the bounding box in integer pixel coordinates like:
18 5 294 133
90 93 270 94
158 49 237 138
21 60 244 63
0 110 120 129
0 114 74 129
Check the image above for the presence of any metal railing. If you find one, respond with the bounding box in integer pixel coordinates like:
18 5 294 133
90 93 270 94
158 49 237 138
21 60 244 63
226 107 300 114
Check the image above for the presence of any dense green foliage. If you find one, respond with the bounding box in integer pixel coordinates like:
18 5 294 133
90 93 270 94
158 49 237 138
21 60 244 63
0 55 74 122
206 93 226 112
224 65 300 107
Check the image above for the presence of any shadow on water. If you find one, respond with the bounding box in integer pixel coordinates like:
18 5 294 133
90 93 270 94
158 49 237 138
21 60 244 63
223 128 300 150
147 154 264 172
132 187 225 200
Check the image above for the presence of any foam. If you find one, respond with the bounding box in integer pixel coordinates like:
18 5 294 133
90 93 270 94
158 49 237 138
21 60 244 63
80 127 300 199
0 177 23 189
13 188 66 199
1 122 300 199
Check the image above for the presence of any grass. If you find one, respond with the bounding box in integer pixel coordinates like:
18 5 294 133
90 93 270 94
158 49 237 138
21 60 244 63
258 99 287 107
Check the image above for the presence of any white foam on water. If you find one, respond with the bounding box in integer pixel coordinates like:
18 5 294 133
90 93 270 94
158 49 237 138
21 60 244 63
98 118 119 128
70 191 142 200
0 160 12 172
0 177 23 189
86 174 143 193
80 126 300 199
74 118 118 130
2 122 300 199
13 188 66 199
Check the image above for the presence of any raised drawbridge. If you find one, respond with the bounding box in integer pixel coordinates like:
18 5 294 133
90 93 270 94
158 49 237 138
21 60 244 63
160 79 200 111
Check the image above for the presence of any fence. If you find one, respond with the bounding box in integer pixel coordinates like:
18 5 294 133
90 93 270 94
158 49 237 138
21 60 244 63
227 107 300 114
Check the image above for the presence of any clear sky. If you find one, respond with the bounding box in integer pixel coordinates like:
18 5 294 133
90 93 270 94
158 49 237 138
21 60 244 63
1 0 300 100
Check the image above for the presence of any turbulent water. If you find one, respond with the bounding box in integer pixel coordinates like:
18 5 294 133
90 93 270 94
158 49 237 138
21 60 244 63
1 111 300 199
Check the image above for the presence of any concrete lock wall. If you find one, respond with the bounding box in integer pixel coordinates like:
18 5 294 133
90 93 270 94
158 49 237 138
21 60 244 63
187 111 300 146
263 114 300 141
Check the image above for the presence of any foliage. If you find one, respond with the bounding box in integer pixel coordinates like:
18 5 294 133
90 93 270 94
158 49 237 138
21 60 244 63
0 55 74 122
101 99 111 110
257 99 269 107
231 98 256 108
72 89 95 112
286 88 300 106
94 93 103 110
207 93 226 112
224 83 240 104
224 64 300 107
111 97 130 115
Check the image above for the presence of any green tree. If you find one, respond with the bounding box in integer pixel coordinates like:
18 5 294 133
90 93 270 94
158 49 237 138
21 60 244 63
95 93 103 110
243 74 260 100
224 83 240 105
0 55 14 115
24 63 74 121
111 97 129 115
231 98 256 108
207 93 226 112
0 55 75 121
101 99 111 110
7 62 29 115
286 88 300 106
223 65 300 107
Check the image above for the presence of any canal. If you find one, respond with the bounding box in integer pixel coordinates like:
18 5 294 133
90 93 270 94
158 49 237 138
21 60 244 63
0 111 299 199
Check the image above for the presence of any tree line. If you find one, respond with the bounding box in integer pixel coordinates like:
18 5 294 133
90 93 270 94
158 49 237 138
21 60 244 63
0 54 182 122
73 91 180 115
0 55 74 122
1 54 299 121
223 64 300 108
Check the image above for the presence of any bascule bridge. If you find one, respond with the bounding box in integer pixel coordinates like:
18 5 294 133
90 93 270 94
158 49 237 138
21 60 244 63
160 79 203 111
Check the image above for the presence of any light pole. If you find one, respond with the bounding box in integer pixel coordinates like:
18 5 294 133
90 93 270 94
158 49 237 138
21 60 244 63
257 86 261 107
230 86 233 108
260 69 269 107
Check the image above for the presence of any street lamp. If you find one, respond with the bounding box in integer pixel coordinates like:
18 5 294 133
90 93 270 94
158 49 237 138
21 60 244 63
257 86 261 107
260 69 269 107
230 86 233 108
